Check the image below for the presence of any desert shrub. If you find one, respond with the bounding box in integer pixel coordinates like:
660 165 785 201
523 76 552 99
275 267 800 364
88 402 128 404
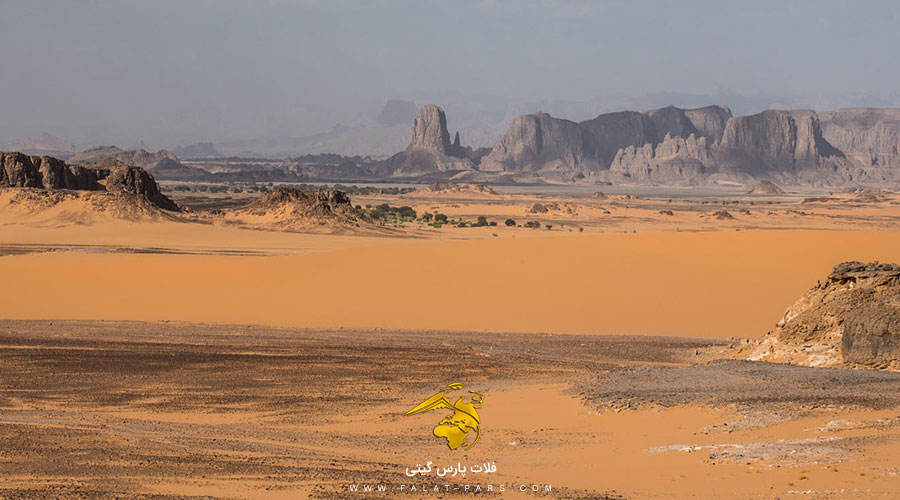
434 213 448 224
524 221 541 229
397 206 417 219
473 216 489 227
363 203 417 222
504 218 516 226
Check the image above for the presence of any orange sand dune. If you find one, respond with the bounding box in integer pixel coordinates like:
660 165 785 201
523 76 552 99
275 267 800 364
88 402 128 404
2 230 900 338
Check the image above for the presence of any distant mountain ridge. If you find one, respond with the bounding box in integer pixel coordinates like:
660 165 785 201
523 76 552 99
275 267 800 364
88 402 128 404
69 146 213 181
370 104 900 187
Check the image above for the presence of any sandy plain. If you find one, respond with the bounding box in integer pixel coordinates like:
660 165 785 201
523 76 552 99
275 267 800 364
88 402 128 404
2 184 900 499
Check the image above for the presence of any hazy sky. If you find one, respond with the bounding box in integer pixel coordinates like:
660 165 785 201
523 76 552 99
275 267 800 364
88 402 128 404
2 0 899 148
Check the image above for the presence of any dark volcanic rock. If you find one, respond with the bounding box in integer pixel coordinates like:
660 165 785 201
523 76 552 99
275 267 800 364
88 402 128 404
243 186 357 222
0 151 178 211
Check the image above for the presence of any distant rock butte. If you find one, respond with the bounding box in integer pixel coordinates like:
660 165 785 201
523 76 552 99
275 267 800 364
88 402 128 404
0 151 178 211
748 261 900 369
373 105 484 177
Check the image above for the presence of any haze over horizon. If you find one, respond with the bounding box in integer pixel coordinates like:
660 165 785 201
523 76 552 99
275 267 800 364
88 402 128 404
2 0 899 151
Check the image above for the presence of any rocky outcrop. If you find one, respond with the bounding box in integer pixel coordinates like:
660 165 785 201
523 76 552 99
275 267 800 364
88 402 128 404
0 151 178 211
237 186 362 230
748 261 900 369
373 105 476 177
420 183 497 195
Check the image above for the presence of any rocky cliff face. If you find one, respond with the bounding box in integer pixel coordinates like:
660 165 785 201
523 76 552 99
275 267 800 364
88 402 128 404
684 105 732 142
819 108 900 184
408 104 453 153
604 108 859 186
480 105 735 179
0 151 178 211
748 261 900 369
716 110 832 173
373 105 476 177
480 113 595 172
609 134 711 183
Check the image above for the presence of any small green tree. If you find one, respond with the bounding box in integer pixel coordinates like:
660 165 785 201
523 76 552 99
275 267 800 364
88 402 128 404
397 206 417 219
434 213 448 223
474 216 489 227
504 218 516 226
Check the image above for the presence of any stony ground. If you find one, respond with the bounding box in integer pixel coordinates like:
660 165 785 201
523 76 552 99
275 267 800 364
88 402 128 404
4 321 900 499
0 320 715 499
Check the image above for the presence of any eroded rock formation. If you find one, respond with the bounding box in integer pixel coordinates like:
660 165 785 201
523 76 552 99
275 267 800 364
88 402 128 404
374 103 900 186
0 151 178 210
373 105 477 177
748 261 900 369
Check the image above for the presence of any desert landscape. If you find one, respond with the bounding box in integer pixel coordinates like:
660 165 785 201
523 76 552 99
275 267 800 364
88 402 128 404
3 144 900 498
4 2 900 498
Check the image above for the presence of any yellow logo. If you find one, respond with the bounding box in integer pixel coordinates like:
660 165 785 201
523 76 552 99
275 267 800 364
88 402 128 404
405 383 484 450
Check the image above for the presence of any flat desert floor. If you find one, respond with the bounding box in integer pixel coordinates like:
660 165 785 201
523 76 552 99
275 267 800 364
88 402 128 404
2 185 900 498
